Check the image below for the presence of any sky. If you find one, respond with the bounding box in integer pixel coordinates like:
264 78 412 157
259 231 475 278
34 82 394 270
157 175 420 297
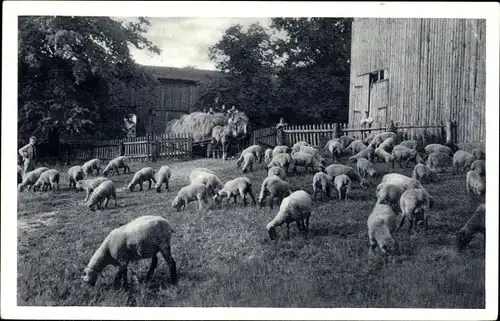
122 17 274 71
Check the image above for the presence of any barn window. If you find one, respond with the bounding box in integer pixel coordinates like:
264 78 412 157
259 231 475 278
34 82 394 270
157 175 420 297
369 69 388 84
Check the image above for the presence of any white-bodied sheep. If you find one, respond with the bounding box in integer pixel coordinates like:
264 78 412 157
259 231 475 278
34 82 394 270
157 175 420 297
214 177 257 207
367 204 398 260
154 166 172 193
348 145 375 163
172 183 211 211
87 180 117 211
325 164 369 189
76 177 110 201
258 175 292 208
466 170 485 197
291 141 310 154
346 139 367 155
378 137 397 153
268 166 286 181
380 173 423 191
68 166 85 189
264 148 273 163
240 145 262 163
102 156 130 176
236 151 256 173
375 183 405 212
298 145 325 164
356 158 377 178
82 215 177 287
188 170 223 196
32 169 60 192
369 132 397 148
399 140 419 150
291 151 325 175
363 132 377 145
391 145 424 168
334 174 351 201
426 151 453 173
325 139 343 163
267 153 293 173
398 188 434 233
272 145 290 158
337 136 356 150
312 171 333 201
470 159 485 177
411 164 438 183
82 159 101 177
17 167 49 192
452 150 476 174
471 148 485 160
374 147 395 167
456 203 485 251
266 190 312 240
424 144 453 157
128 167 156 192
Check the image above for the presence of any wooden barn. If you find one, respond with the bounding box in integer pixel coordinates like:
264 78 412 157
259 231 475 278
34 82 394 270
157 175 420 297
348 18 486 144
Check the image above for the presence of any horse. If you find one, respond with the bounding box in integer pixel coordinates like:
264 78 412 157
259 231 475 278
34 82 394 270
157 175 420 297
210 124 234 160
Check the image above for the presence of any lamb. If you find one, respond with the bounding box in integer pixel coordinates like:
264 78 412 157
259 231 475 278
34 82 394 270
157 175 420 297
426 151 453 173
236 151 256 173
291 141 310 154
82 215 177 287
154 166 172 193
471 148 485 160
267 153 293 173
17 167 49 192
411 164 439 183
272 145 290 158
240 145 262 163
128 167 156 192
68 166 85 189
375 183 405 211
334 174 351 201
378 137 397 153
466 170 485 197
349 145 375 163
291 151 325 175
470 159 485 177
399 140 419 150
374 147 395 167
188 170 223 196
87 180 117 211
381 173 424 191
346 139 367 155
452 150 476 174
391 145 424 168
337 136 355 150
268 166 286 181
312 171 333 201
456 203 485 251
213 177 257 207
172 183 211 211
266 190 312 240
258 175 292 208
32 169 60 192
264 148 273 163
82 159 101 177
75 177 110 201
397 188 434 233
367 204 398 260
424 144 453 157
102 156 130 176
356 158 377 178
369 132 397 148
325 164 369 189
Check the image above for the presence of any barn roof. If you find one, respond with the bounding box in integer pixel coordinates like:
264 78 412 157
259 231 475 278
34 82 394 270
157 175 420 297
138 64 224 84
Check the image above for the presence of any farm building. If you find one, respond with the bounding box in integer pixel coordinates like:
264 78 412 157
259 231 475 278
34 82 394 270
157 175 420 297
348 18 486 144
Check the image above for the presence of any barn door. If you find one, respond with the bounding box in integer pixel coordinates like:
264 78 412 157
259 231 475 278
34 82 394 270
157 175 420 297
369 70 389 128
353 74 370 127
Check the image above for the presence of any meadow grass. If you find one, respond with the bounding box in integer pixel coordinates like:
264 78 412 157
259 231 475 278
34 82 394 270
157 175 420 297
17 154 485 308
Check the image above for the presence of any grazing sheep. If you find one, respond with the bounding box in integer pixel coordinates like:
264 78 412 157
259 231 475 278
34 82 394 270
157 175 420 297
325 139 343 162
325 164 369 189
376 183 405 211
367 204 398 260
17 167 49 192
128 167 156 192
363 132 377 145
312 172 333 201
334 174 351 201
346 139 367 155
32 169 60 192
349 145 375 163
424 144 453 157
398 188 434 233
240 145 262 163
17 165 23 184
426 152 453 173
337 136 355 150
154 166 172 193
68 166 85 189
399 140 419 150
369 132 397 148
272 145 290 158
378 137 397 153
456 204 485 251
87 180 117 211
374 147 395 167
381 173 424 191
188 170 223 196
172 183 211 211
258 175 292 208
411 164 439 183
291 141 310 154
356 158 377 178
291 151 325 175
266 190 312 240
102 156 130 176
267 153 293 173
470 159 485 177
76 177 109 201
82 159 101 177
268 166 286 181
453 150 476 174
237 151 256 173
471 148 485 160
82 215 177 287
297 145 325 164
214 177 257 207
264 148 273 163
392 145 424 168
466 170 485 197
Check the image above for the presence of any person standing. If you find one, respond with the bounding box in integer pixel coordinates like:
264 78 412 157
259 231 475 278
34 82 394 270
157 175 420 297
276 117 288 146
19 136 37 174
360 111 373 139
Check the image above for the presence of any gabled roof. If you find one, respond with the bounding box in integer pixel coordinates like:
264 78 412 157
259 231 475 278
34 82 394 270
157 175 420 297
138 64 224 84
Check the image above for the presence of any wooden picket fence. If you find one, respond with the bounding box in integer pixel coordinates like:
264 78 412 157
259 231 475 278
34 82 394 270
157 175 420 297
252 126 278 149
282 123 341 148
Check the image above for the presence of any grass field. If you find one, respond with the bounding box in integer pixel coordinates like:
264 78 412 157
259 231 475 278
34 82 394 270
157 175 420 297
17 153 485 308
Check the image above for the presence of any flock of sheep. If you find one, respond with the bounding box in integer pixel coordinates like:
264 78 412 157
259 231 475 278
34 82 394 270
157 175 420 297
17 130 486 288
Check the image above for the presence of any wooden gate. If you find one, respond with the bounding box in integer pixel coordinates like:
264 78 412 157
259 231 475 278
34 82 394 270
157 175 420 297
252 127 277 149
369 79 389 127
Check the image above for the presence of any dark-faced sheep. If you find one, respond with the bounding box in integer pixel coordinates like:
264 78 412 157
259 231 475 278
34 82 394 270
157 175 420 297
325 164 369 190
32 169 60 192
258 175 292 209
312 172 333 201
103 156 131 176
87 180 117 211
214 177 257 207
266 190 312 240
128 167 156 192
82 159 101 177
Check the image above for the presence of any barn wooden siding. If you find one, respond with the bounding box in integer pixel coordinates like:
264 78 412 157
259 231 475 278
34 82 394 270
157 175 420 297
348 18 486 144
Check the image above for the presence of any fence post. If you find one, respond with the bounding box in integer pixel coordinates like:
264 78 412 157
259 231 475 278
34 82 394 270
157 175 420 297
444 121 453 144
387 120 397 134
189 135 193 159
